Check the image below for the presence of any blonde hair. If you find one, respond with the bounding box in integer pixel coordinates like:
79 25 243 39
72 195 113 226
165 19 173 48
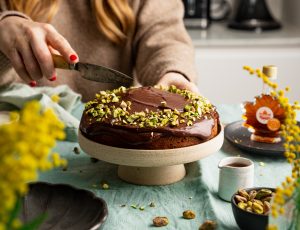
5 0 135 44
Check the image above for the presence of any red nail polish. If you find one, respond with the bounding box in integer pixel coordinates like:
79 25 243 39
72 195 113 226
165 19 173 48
69 54 77 61
50 75 57 81
29 81 37 87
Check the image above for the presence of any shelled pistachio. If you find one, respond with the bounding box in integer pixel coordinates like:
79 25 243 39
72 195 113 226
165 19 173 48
182 210 196 219
153 216 169 227
199 220 217 230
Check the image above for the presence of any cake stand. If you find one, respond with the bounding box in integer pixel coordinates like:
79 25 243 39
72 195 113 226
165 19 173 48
78 126 224 185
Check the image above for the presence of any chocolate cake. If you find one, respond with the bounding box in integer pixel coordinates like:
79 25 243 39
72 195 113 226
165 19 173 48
79 86 220 149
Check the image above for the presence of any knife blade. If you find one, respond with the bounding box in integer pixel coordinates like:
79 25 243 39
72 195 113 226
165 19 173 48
52 54 133 85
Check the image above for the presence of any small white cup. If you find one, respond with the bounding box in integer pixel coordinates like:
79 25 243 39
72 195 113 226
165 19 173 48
218 157 254 202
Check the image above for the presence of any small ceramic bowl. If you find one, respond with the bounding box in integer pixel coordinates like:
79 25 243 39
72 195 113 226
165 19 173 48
231 187 275 230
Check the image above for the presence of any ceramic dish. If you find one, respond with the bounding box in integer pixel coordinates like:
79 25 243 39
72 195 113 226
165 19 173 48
231 187 275 230
224 120 299 157
20 182 108 230
78 125 224 185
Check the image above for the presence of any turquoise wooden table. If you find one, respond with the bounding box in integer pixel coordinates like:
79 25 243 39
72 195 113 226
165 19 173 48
38 104 294 230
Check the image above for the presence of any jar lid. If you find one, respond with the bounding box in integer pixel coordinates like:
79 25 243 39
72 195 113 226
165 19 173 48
263 65 277 80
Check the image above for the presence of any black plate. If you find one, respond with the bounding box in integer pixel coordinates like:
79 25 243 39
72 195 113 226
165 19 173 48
224 120 299 157
20 182 108 230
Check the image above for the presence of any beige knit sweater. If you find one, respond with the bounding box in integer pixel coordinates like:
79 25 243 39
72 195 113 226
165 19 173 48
0 0 196 101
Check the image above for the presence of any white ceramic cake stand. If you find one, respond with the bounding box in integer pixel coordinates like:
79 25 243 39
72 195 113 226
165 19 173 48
78 126 224 185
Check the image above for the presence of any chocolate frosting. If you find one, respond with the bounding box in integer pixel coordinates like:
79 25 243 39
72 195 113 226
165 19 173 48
80 87 219 147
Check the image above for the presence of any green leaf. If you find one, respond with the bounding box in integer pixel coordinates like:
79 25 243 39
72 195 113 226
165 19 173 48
6 198 22 228
296 178 300 211
18 214 47 230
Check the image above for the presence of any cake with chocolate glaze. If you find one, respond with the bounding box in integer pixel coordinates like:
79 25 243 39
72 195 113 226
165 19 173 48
80 86 220 149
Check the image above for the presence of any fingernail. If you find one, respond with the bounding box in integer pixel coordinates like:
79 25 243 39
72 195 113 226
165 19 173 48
29 81 37 87
49 75 57 81
69 54 77 61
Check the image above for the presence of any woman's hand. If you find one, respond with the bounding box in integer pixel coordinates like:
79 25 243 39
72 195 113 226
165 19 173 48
157 72 199 93
0 16 78 86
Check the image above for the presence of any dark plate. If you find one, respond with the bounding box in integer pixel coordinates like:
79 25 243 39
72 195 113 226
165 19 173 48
225 120 299 157
20 182 108 230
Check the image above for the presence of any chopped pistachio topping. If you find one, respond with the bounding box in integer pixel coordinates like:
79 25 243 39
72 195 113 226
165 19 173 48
149 202 156 207
85 85 214 128
102 183 110 190
161 101 167 107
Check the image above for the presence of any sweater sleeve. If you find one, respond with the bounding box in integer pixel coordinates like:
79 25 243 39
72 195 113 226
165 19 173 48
0 9 31 86
133 0 197 86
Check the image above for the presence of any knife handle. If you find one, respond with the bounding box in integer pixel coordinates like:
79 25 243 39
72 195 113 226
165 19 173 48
52 54 70 69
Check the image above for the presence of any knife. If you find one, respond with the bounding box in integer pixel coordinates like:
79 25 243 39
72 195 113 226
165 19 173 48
52 54 133 85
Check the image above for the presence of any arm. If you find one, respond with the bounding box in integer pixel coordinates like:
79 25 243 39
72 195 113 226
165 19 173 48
0 7 78 87
133 0 198 91
0 9 31 86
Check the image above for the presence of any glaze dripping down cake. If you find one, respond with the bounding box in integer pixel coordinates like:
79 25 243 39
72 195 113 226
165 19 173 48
79 86 220 149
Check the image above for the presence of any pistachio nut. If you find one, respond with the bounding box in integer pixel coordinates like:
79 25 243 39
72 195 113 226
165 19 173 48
253 199 264 206
153 217 169 227
183 210 196 219
235 188 274 215
238 189 250 200
199 220 217 230
252 202 264 214
247 201 253 207
235 195 248 203
256 189 273 199
262 196 272 202
263 201 271 215
246 207 253 213
249 190 257 200
238 202 247 210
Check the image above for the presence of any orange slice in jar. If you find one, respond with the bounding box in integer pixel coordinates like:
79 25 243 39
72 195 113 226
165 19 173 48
267 118 281 131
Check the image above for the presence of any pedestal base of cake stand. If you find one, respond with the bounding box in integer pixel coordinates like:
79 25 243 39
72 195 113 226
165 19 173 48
118 164 186 185
78 125 223 186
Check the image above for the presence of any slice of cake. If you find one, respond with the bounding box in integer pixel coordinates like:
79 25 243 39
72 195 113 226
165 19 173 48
79 86 220 149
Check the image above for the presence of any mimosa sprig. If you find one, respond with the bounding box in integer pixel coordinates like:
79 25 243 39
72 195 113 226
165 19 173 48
0 101 67 229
